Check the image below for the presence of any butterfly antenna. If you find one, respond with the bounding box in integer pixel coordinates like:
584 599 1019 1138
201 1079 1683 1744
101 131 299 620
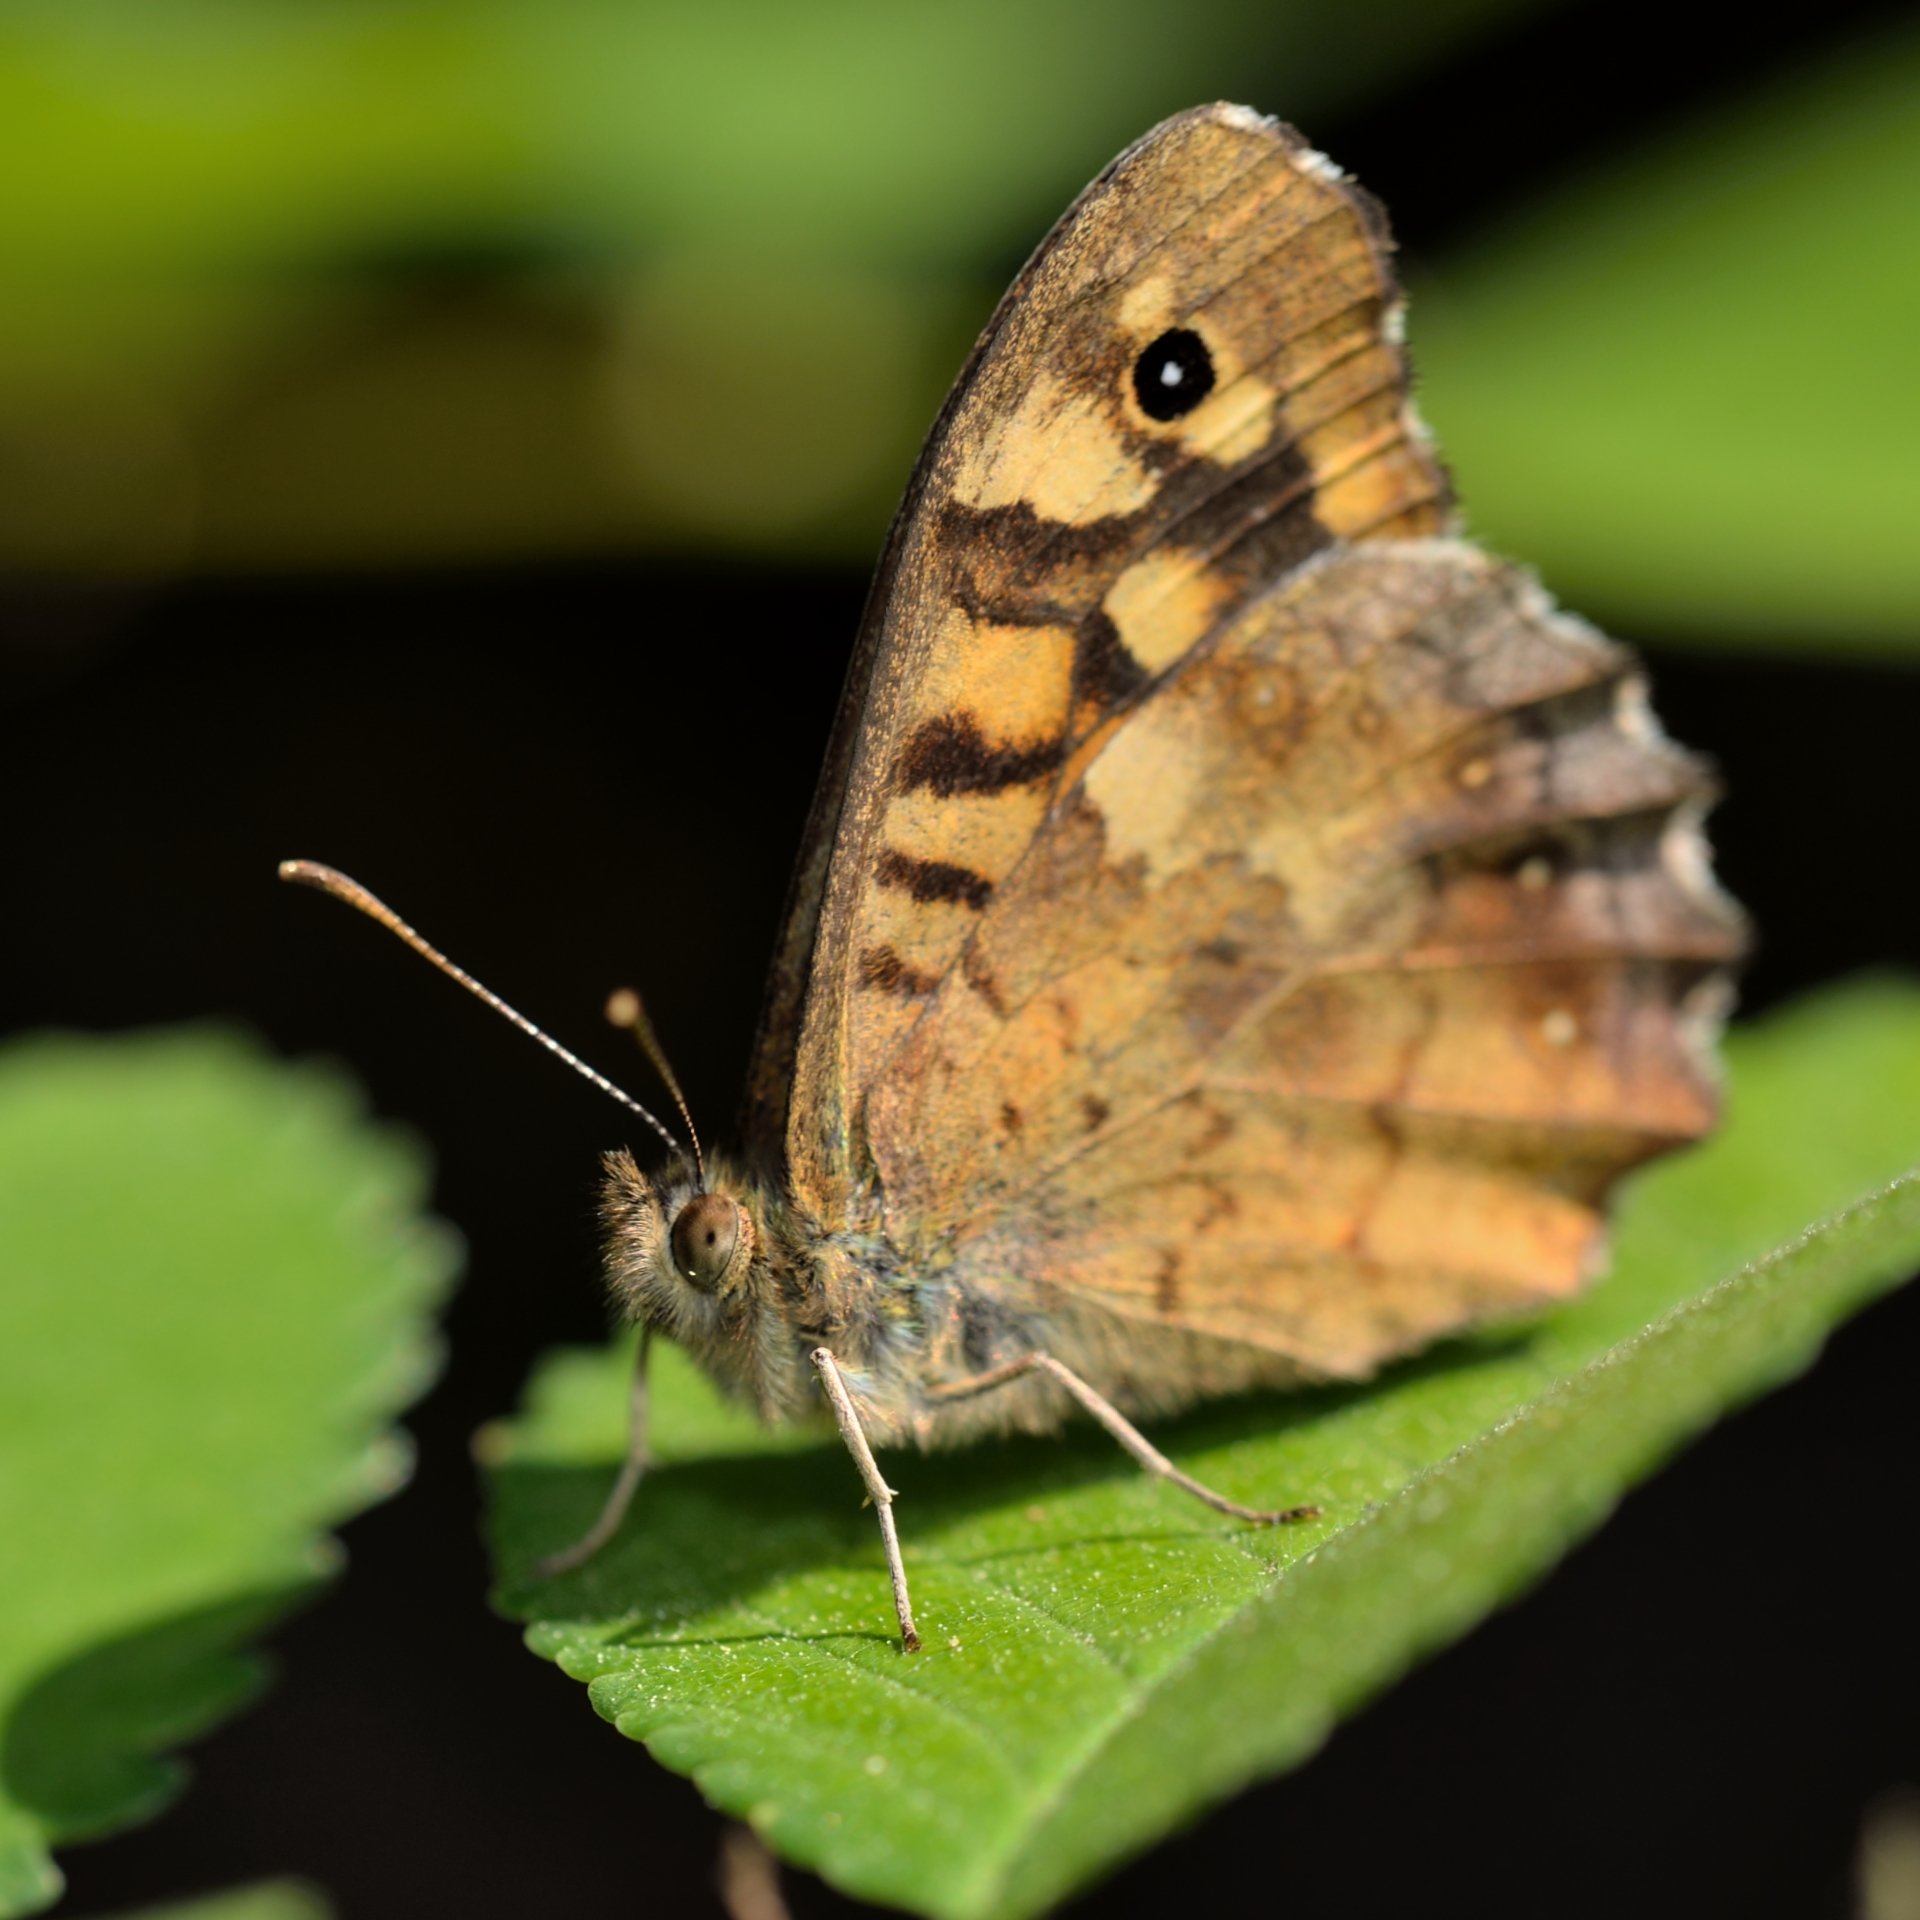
278 860 687 1162
604 987 705 1190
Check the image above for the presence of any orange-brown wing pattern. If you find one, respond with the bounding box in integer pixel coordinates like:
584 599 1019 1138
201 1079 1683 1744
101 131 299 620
862 541 1744 1380
744 106 1448 1216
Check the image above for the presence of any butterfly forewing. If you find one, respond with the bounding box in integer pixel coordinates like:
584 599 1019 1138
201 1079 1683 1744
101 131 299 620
745 105 1450 1216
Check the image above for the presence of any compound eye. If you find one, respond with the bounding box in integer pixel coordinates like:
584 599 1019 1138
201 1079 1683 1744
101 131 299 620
670 1193 740 1289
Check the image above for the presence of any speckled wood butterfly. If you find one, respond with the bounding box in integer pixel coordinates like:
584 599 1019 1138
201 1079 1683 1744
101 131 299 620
286 103 1744 1651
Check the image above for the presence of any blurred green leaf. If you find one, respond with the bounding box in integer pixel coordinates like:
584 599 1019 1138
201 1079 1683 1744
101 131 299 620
0 1032 457 1918
90 1881 332 1920
0 0 1547 572
490 978 1920 1920
1414 20 1920 652
7 0 1910 647
0 0 1540 275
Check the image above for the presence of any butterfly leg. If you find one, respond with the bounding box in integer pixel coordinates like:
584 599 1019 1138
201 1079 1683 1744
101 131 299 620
533 1327 655 1578
809 1346 922 1653
929 1352 1320 1526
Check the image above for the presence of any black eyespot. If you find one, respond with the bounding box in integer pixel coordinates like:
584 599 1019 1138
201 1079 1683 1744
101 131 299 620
1132 328 1214 422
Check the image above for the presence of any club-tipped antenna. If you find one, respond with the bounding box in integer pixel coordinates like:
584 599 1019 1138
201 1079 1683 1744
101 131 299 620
278 859 687 1162
605 987 704 1190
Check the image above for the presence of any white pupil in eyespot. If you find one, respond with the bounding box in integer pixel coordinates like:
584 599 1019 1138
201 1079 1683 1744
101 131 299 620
1160 362 1184 386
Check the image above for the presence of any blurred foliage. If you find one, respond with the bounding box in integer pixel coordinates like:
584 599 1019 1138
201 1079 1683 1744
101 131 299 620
1414 23 1920 651
88 1883 332 1920
490 979 1920 1919
26 0 1907 653
1861 1792 1920 1920
0 1033 456 1918
0 0 1548 571
1 0 1543 275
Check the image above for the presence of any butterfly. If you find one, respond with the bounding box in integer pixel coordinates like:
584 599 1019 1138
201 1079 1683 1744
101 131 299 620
286 103 1744 1652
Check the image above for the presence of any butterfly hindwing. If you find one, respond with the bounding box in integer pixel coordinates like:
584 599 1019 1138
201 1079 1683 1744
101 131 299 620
862 539 1741 1380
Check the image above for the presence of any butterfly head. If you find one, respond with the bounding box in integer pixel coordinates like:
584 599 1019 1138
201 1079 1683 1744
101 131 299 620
598 1149 801 1408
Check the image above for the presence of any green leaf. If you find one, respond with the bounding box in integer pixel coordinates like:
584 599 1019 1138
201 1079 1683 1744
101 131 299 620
489 977 1920 1920
0 0 1541 276
0 1032 457 1918
1414 18 1920 653
89 1881 332 1920
0 0 1552 573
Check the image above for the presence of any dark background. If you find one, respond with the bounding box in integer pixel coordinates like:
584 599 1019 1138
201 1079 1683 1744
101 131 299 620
6 3 1920 1915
